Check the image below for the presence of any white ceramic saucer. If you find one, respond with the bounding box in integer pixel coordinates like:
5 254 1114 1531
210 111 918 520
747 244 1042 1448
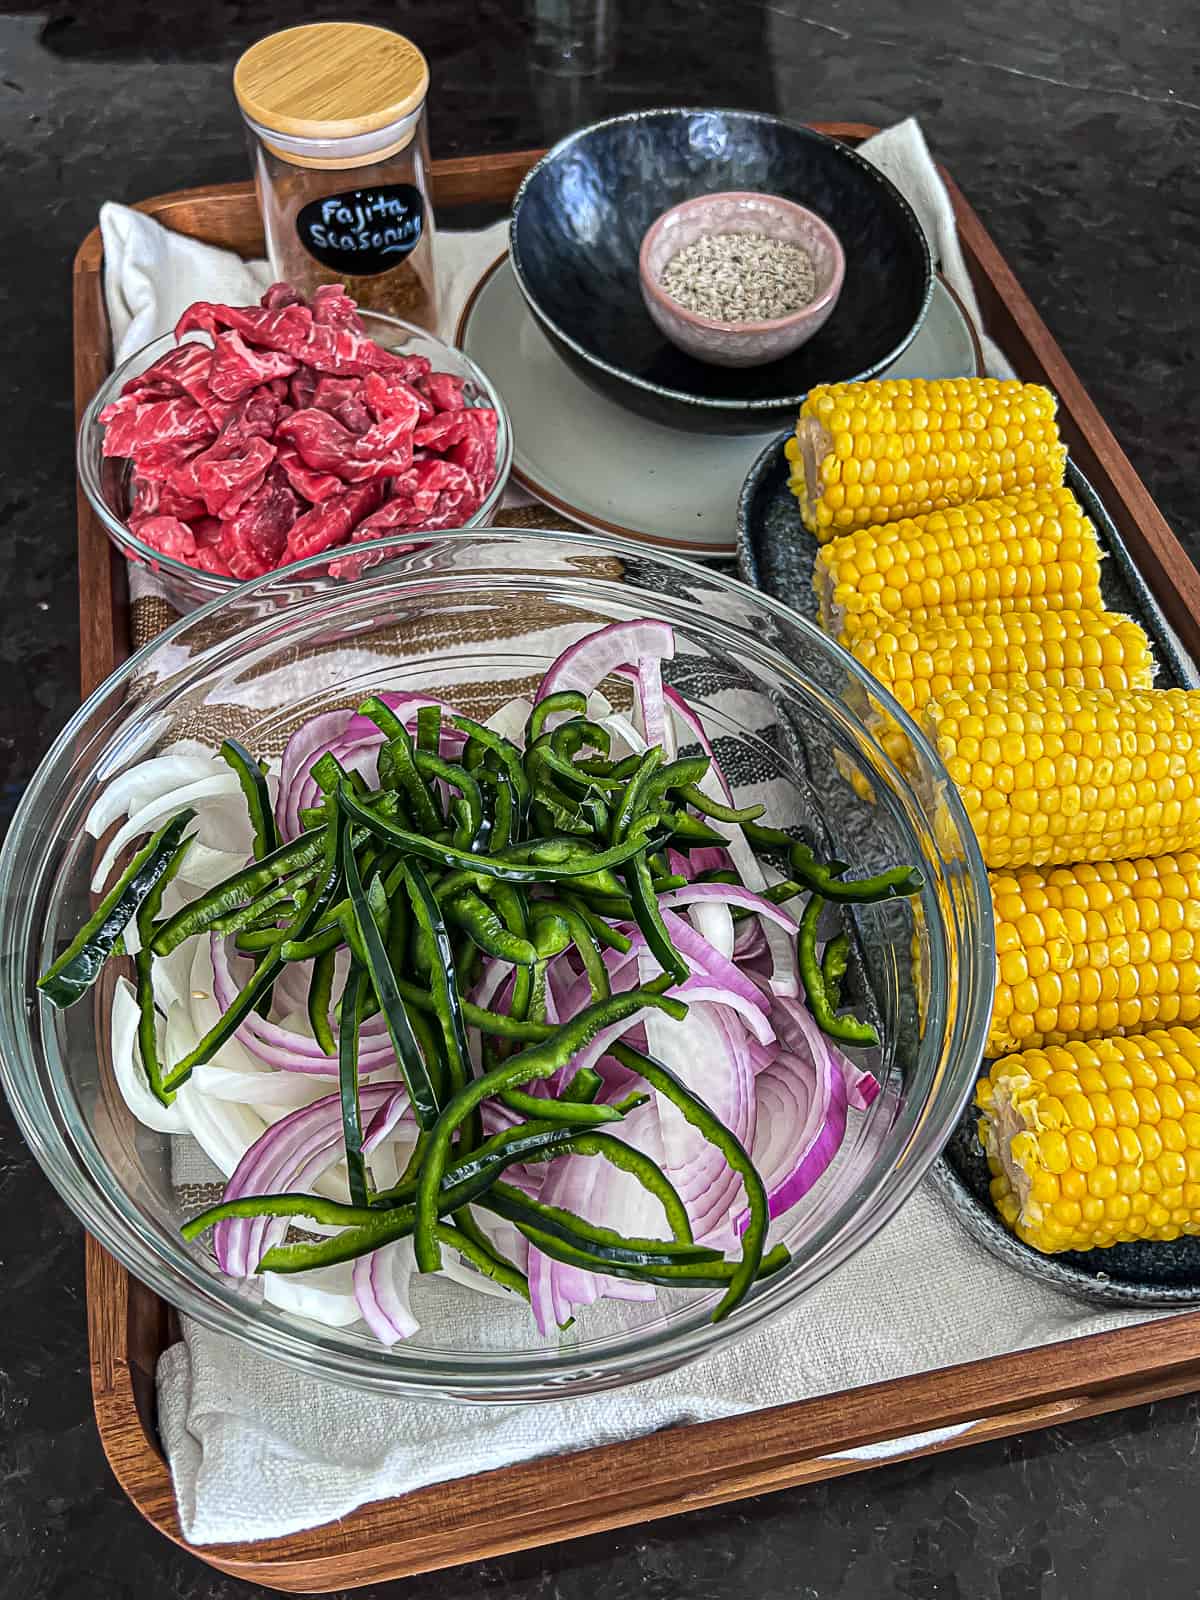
457 257 982 558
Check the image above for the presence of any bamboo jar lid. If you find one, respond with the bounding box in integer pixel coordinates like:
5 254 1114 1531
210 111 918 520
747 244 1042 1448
234 23 430 143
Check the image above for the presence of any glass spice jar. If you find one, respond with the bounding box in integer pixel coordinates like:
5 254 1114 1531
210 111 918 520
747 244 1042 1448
234 22 438 329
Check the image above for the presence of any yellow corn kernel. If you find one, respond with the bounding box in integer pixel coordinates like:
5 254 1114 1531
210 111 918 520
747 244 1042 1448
850 610 1154 748
976 1029 1200 1252
813 488 1101 642
987 855 1200 1053
790 377 1067 538
925 686 1200 870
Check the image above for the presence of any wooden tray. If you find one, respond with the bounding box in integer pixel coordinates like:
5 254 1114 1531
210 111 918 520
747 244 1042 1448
75 131 1200 1592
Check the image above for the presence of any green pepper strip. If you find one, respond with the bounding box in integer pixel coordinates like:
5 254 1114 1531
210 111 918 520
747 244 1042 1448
502 1216 789 1290
550 718 611 762
134 832 195 1105
438 1218 529 1299
307 946 337 1055
413 987 688 1273
519 1130 694 1243
742 824 923 904
526 690 587 746
563 893 633 954
39 808 197 1008
414 750 482 838
677 782 765 825
160 814 345 1092
343 827 441 1129
482 1182 719 1266
499 1087 624 1126
393 977 556 1041
822 931 850 1011
445 714 532 820
416 704 441 754
338 785 660 884
609 747 663 844
638 756 712 814
219 739 279 860
150 827 328 955
443 891 537 965
385 730 443 835
538 899 610 1001
403 862 471 1106
623 853 689 985
798 894 879 1047
338 961 371 1207
476 769 514 852
659 811 730 847
609 1041 767 1322
204 862 321 938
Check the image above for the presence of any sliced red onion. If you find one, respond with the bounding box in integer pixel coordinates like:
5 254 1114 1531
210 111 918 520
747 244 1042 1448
209 935 396 1074
276 710 353 839
212 1084 409 1277
611 660 674 759
662 684 733 803
535 619 675 705
353 1238 419 1346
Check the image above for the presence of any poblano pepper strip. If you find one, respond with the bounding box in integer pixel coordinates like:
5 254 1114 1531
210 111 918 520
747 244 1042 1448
158 811 346 1093
413 987 688 1273
797 893 879 1047
402 861 471 1103
481 1182 720 1266
307 946 337 1055
416 704 441 755
342 824 441 1129
445 714 532 820
38 808 197 1008
443 891 537 965
338 960 371 1208
609 1040 768 1322
822 930 850 1010
219 738 279 860
337 784 661 883
525 690 587 746
151 826 330 955
134 830 195 1106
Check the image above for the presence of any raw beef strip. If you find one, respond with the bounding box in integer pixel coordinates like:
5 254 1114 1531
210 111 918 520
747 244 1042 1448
276 444 344 504
262 283 305 310
364 368 433 422
311 284 362 328
448 408 499 489
290 365 318 410
413 412 474 452
135 516 199 560
209 332 299 402
422 372 467 412
101 395 215 460
176 298 313 353
194 434 277 518
275 408 361 475
285 480 385 561
220 469 299 578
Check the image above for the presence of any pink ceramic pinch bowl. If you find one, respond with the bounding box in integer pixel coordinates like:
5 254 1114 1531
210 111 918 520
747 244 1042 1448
638 191 845 369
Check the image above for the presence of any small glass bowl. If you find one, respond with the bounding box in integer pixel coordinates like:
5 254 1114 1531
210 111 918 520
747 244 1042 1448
77 310 513 613
0 530 993 1400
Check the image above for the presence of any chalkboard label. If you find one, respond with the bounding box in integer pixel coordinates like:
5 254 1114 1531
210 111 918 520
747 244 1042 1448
296 185 425 275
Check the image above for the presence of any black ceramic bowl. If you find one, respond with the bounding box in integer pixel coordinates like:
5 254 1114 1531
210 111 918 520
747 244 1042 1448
509 108 933 434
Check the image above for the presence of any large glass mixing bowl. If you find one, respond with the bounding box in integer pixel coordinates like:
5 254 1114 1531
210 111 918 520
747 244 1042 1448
0 529 992 1400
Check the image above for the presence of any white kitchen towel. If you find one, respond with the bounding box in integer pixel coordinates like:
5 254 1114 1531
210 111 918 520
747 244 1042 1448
98 121 1152 1547
158 1179 1170 1546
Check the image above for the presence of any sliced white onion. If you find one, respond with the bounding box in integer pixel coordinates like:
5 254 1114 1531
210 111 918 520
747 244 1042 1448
110 978 188 1133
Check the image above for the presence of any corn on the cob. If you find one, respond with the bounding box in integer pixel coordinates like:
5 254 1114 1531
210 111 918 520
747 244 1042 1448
851 608 1154 720
989 855 1200 1055
787 377 1067 539
924 685 1200 869
977 1028 1200 1251
813 488 1102 642
839 595 1079 647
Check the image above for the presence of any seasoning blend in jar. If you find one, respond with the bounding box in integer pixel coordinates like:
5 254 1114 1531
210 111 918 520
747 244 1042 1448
234 22 438 328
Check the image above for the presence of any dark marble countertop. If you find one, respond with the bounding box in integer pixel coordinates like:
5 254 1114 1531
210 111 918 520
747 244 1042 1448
1 1 1199 1595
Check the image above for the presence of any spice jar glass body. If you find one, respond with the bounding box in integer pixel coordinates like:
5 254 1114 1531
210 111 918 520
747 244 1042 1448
250 116 439 329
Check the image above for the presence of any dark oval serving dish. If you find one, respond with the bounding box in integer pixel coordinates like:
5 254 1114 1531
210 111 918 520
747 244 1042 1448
737 430 1200 1306
509 108 933 435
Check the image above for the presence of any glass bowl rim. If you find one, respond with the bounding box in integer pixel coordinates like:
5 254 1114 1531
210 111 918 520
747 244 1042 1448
76 309 514 591
0 525 993 1397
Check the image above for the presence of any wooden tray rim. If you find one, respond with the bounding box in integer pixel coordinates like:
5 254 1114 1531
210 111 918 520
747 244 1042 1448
74 132 1200 1590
